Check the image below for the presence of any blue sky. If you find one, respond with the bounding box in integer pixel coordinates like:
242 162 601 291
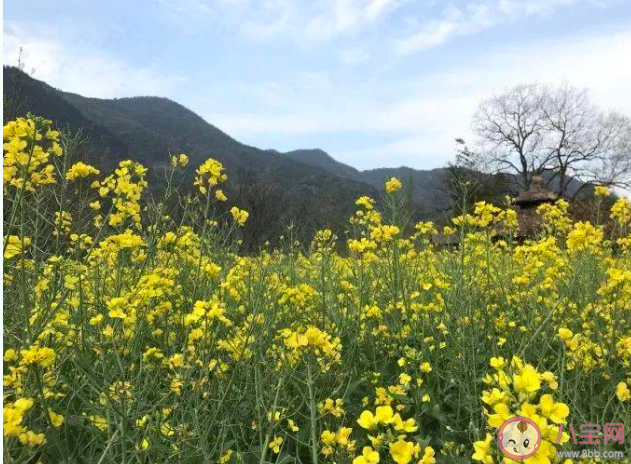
4 0 631 170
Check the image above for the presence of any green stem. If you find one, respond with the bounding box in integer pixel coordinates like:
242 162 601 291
307 362 319 464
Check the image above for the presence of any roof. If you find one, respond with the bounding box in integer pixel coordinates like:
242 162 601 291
515 176 558 207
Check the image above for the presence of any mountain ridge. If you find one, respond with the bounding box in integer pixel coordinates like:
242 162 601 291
281 149 458 217
4 66 395 247
8 65 554 238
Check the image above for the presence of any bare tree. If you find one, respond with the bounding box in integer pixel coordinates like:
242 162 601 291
471 82 631 196
542 83 631 196
472 83 550 190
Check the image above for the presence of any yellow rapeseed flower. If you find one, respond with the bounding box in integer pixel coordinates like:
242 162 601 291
384 177 403 193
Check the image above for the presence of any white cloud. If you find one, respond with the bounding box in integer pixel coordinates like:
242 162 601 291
365 0 400 21
338 47 371 64
397 20 457 53
153 0 215 22
395 0 597 55
370 27 631 166
3 24 184 99
154 0 407 43
203 27 631 169
240 0 295 40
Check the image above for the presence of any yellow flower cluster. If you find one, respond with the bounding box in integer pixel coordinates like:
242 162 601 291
370 225 400 243
348 237 378 254
18 345 56 368
594 185 610 197
280 326 342 368
66 161 100 181
474 356 570 463
616 381 630 402
452 201 516 230
385 177 403 193
321 426 354 456
318 398 345 417
92 160 148 227
353 404 435 464
53 210 72 236
230 206 249 226
566 221 604 253
3 116 62 192
611 197 631 226
537 199 572 234
170 153 189 167
3 398 46 446
194 157 226 194
3 345 59 448
4 235 30 260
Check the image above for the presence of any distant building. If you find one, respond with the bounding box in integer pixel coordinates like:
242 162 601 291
515 176 558 237
515 176 558 209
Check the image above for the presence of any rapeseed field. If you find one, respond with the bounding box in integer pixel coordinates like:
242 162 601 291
3 116 630 463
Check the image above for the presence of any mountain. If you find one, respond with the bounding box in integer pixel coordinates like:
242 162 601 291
7 66 561 244
285 149 590 211
282 149 365 183
4 66 468 222
3 66 128 168
282 152 457 217
3 67 361 181
4 66 390 247
361 167 455 217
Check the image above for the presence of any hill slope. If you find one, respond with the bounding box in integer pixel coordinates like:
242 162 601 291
283 152 460 219
9 66 562 235
284 144 589 214
283 149 365 183
3 66 385 246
